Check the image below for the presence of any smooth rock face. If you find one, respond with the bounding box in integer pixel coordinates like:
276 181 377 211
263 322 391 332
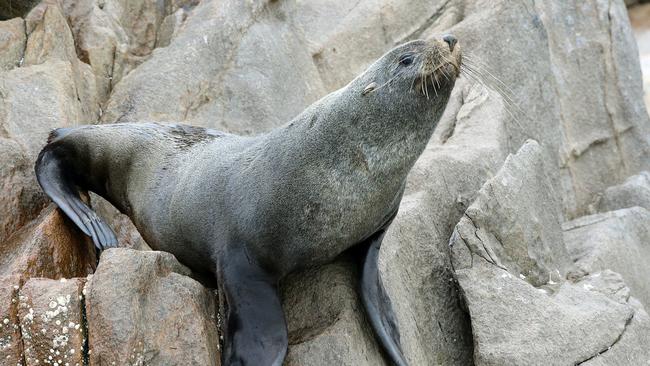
86 249 220 366
598 171 650 212
18 277 86 366
564 207 650 308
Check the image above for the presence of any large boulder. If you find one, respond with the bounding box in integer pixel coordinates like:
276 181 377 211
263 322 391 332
450 141 650 364
85 249 220 366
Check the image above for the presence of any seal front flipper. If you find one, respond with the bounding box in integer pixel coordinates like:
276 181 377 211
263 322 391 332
360 229 409 366
35 142 118 250
219 246 287 366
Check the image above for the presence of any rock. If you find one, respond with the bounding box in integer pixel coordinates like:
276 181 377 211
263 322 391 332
0 18 26 71
282 259 386 366
0 0 40 20
18 277 86 366
91 194 151 251
573 271 650 365
564 207 650 308
60 0 193 102
0 277 24 365
450 141 648 365
598 171 650 212
86 249 220 365
0 138 48 245
101 0 327 134
0 205 96 281
451 140 571 286
374 81 510 365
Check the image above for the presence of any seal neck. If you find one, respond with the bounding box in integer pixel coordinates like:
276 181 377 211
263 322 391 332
279 85 448 182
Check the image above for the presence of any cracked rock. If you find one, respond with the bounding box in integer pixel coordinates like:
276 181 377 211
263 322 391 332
564 206 650 309
598 171 650 212
450 141 643 365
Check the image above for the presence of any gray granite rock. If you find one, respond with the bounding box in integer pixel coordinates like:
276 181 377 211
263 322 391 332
598 171 650 212
564 207 650 309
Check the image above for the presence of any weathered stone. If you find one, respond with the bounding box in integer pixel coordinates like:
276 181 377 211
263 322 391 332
60 0 191 102
0 277 24 366
451 140 571 286
0 138 48 245
598 171 650 212
564 207 650 309
0 18 25 71
573 271 650 365
449 141 647 364
0 205 96 281
86 249 219 366
18 277 86 366
282 258 386 366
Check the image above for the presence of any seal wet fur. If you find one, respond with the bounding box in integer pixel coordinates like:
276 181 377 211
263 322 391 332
35 36 462 366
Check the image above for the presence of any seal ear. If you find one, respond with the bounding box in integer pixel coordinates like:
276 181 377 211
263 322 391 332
362 82 378 96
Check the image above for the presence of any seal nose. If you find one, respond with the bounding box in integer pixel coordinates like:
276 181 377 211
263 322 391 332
442 34 457 51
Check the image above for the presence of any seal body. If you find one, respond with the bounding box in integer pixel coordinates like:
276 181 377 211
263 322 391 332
35 36 462 366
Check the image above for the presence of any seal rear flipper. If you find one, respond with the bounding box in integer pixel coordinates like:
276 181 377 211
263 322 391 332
360 229 409 366
35 145 118 251
219 246 287 366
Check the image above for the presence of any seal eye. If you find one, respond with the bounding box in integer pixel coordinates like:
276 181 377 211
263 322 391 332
399 53 414 66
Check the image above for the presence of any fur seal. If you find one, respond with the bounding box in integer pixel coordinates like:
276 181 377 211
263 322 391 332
35 35 462 366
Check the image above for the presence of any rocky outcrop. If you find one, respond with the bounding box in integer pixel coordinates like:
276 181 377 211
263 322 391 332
597 171 650 212
564 207 650 308
86 249 220 366
450 142 650 364
0 0 649 365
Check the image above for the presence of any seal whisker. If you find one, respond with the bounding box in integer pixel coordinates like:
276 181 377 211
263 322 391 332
461 63 528 120
460 67 531 137
461 57 529 120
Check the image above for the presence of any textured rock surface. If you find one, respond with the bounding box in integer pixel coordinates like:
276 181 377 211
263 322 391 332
86 249 220 366
598 171 650 211
0 0 648 364
0 277 24 365
450 142 650 365
18 277 86 366
0 205 96 281
564 207 650 308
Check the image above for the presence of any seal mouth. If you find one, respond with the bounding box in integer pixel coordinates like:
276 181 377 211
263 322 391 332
415 38 462 98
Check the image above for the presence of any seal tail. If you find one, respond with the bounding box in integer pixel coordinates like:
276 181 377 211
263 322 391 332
35 132 118 250
361 230 409 366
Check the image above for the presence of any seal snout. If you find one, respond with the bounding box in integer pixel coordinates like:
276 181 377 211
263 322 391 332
442 34 457 52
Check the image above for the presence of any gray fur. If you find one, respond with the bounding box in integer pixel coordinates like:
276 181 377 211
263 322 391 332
36 38 461 365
